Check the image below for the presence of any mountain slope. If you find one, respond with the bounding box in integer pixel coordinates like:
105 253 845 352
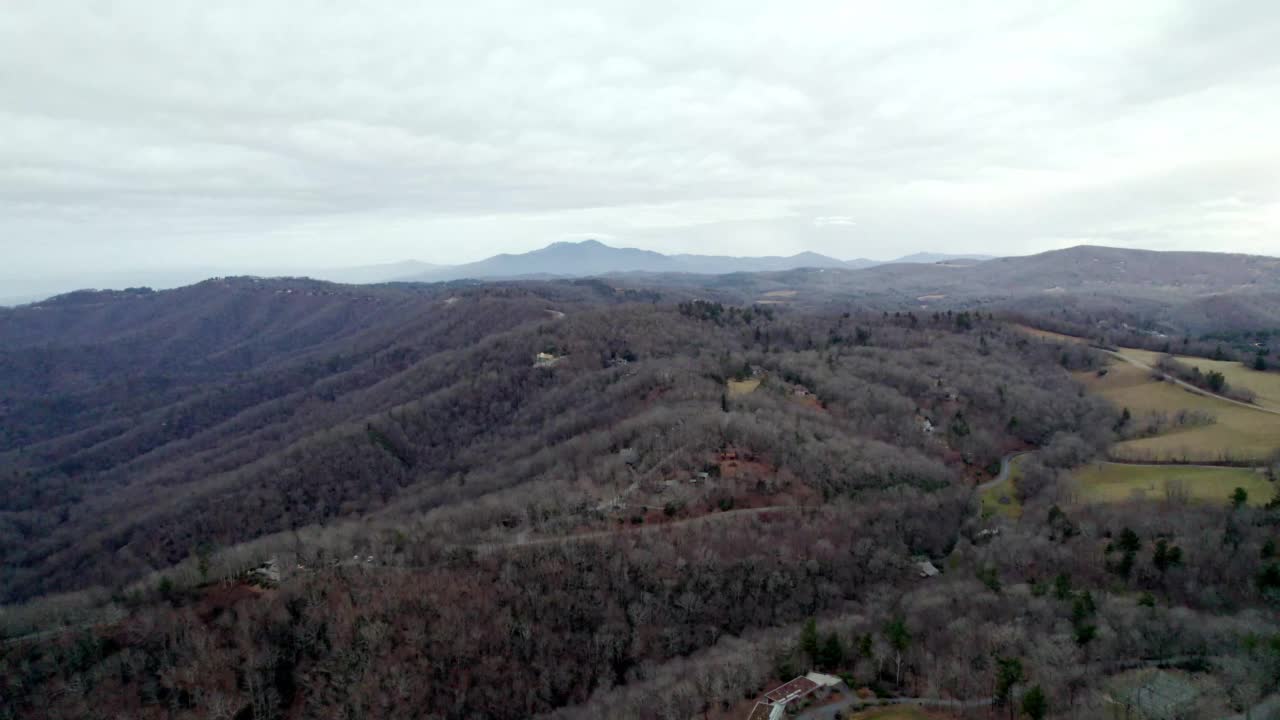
720 245 1280 303
0 274 1102 604
976 245 1280 296
5 249 1280 720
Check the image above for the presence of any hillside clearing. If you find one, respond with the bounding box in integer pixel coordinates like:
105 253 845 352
1135 351 1280 412
728 378 762 396
1077 361 1280 462
1070 462 1273 506
1017 326 1280 413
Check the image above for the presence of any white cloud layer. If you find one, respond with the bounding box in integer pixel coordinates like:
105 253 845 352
2 0 1278 284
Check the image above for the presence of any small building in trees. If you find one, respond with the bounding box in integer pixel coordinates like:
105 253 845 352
744 673 842 719
246 558 280 587
917 415 936 434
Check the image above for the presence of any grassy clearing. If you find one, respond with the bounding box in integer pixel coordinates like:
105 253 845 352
1113 347 1280 411
1070 462 1273 506
1196 357 1280 412
1169 354 1280 412
1113 347 1164 367
727 378 762 397
1017 327 1280 410
980 455 1029 520
1078 361 1280 462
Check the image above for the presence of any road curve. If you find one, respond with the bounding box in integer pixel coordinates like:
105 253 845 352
976 451 1029 493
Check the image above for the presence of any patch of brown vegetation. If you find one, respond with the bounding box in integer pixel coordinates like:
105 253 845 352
794 393 825 412
194 581 269 623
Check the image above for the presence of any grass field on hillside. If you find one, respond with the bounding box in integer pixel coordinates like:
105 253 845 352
1070 462 1273 506
1077 362 1280 462
1114 347 1164 366
1015 325 1280 461
1017 326 1280 412
727 378 762 396
1166 354 1280 412
1114 347 1280 411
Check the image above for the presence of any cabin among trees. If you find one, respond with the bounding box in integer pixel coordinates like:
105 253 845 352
746 673 843 719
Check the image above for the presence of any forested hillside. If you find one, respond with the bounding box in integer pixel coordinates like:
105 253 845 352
0 277 670 601
0 277 1097 602
3 274 1280 720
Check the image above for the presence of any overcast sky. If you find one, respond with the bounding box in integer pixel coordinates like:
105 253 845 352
3 1 1279 291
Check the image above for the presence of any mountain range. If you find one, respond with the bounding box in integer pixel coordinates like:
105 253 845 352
9 244 1279 336
310 240 993 284
0 244 991 304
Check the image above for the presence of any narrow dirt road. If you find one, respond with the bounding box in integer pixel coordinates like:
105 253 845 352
473 504 804 555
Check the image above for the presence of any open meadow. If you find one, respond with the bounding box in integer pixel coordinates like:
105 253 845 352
1076 361 1280 463
1069 462 1272 506
1128 349 1280 412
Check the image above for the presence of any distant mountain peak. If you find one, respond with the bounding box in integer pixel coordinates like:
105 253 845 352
549 238 607 248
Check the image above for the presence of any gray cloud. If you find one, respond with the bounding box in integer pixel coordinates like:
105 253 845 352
2 0 1279 292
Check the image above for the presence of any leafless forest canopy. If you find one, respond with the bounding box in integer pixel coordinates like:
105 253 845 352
2 258 1280 720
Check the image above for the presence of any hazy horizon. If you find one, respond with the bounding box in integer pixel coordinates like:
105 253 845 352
4 2 1280 295
0 237 1007 304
